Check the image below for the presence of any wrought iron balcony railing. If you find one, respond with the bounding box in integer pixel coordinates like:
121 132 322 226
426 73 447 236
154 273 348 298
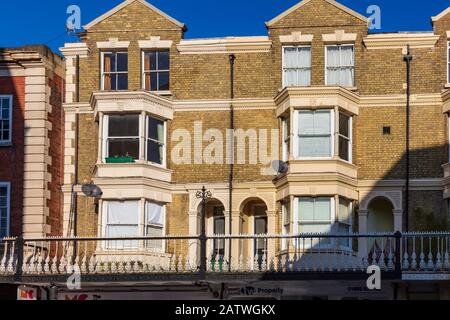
0 232 449 281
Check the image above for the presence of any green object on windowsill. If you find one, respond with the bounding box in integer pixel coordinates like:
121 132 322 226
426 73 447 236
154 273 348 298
105 156 135 164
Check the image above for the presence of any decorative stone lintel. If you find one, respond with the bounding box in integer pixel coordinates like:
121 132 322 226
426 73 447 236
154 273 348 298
322 30 357 43
139 37 173 49
279 32 313 44
97 38 130 49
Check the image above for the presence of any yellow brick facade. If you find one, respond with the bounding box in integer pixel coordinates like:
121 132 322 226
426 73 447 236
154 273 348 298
61 0 450 247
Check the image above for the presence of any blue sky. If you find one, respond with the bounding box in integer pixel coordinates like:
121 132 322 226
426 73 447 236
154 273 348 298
0 0 449 52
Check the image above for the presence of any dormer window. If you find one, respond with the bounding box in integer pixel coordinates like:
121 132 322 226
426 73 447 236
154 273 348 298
142 50 170 92
283 46 311 87
101 51 128 90
325 45 354 87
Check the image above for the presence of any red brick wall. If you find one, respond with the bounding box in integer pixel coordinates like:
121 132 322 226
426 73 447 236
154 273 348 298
0 76 25 236
47 74 64 236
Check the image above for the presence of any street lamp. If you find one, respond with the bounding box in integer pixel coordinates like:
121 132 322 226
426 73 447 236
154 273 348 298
196 186 212 278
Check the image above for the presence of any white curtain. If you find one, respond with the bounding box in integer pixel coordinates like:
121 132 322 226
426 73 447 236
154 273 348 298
146 202 165 250
284 47 311 86
326 46 354 86
106 201 139 248
326 46 340 85
340 46 354 86
338 198 351 246
299 198 314 221
314 198 331 221
298 198 332 235
298 111 331 157
338 199 351 224
146 202 165 226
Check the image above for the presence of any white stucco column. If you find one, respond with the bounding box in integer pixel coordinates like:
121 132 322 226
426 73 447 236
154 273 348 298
333 106 340 159
188 211 200 268
97 112 104 163
267 210 277 262
358 209 369 258
393 209 403 232
139 198 146 249
230 211 241 269
139 111 146 162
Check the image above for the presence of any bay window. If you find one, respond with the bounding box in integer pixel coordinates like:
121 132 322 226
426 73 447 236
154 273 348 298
143 50 170 92
290 196 353 248
103 113 166 166
0 96 12 145
0 182 10 238
101 51 128 90
297 110 333 158
326 45 354 87
103 200 166 250
293 109 353 162
283 46 311 87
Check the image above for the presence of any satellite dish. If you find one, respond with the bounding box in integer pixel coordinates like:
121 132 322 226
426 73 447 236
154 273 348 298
81 184 103 198
272 160 289 174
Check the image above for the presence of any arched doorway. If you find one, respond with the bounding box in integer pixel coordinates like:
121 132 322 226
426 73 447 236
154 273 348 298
240 198 269 266
366 197 395 260
367 197 394 233
197 198 226 259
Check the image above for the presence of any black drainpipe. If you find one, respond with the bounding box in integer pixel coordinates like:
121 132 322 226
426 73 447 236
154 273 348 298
228 54 236 271
404 45 412 232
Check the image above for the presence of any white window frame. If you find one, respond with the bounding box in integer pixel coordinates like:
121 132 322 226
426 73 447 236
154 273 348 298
102 200 141 250
291 196 353 250
141 50 170 92
0 182 10 238
282 117 290 162
337 197 353 250
282 45 312 88
325 44 355 87
101 199 166 251
447 41 450 84
294 109 335 160
281 200 291 250
338 112 353 163
212 206 226 257
145 114 167 168
295 197 335 234
103 114 140 160
100 51 128 91
448 114 450 163
145 201 166 253
0 95 13 146
102 113 167 168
